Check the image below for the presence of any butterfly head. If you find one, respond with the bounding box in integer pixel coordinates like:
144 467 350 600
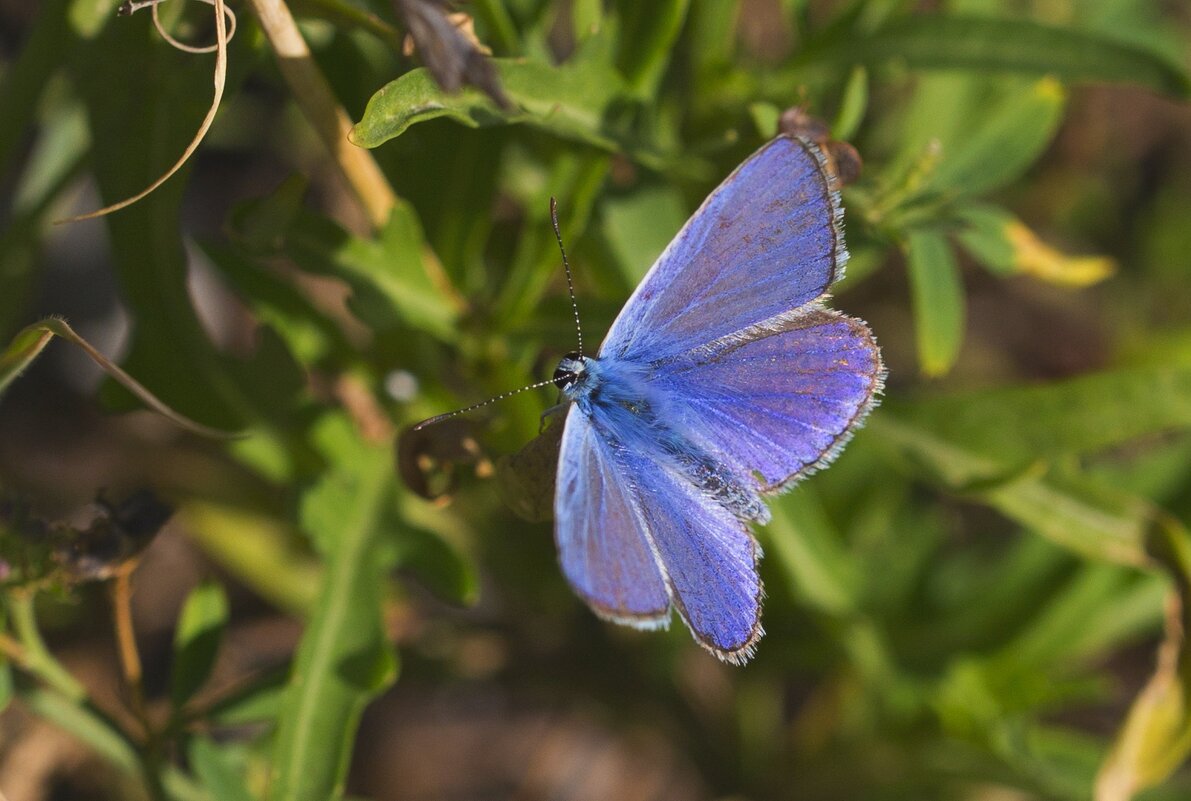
553 352 588 396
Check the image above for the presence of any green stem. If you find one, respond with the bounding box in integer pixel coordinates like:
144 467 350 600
293 0 403 51
8 593 85 700
472 0 520 55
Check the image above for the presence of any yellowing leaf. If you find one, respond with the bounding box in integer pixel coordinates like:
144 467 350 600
1005 220 1116 287
958 203 1116 287
1096 517 1191 801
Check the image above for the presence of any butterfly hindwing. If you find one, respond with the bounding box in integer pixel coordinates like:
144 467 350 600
555 408 671 627
656 309 883 490
600 137 844 363
559 403 764 663
629 458 764 664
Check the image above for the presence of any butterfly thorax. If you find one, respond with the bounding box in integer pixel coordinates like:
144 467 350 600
559 355 768 523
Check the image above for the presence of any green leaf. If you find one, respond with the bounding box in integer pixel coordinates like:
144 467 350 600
392 517 479 606
268 415 400 801
614 0 690 96
351 34 668 167
208 666 288 726
0 0 71 181
181 500 323 617
494 151 610 326
905 230 965 377
20 686 139 776
170 580 229 711
748 101 781 138
894 364 1191 470
765 487 859 616
601 182 689 284
872 414 1153 569
280 205 461 344
804 15 1191 97
928 77 1065 196
0 324 53 396
832 65 869 141
872 361 1191 568
200 241 344 367
21 687 207 801
0 658 11 714
190 737 255 801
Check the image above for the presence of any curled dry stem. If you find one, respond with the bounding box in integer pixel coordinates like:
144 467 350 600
56 0 235 224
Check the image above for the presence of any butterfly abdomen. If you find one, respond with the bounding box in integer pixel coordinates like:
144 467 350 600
662 445 768 523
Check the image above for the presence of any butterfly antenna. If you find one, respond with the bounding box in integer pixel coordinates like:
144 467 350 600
412 377 562 431
550 197 583 359
413 202 583 432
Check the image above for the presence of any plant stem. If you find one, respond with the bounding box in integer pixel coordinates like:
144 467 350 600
111 565 148 731
110 566 172 801
8 592 86 700
248 0 398 230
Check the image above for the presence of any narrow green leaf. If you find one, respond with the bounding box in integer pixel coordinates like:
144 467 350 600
495 152 610 325
201 241 344 367
895 363 1191 469
0 325 54 396
929 77 1065 196
268 416 399 801
766 488 858 615
614 0 690 95
0 659 11 714
0 0 71 180
871 358 1191 570
472 0 520 54
805 15 1191 97
208 666 288 726
393 523 479 606
181 500 323 617
905 230 965 377
871 415 1153 569
21 686 138 771
748 101 781 139
832 65 868 141
170 581 229 711
20 687 208 801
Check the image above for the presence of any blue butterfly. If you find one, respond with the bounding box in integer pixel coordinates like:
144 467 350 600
548 135 883 664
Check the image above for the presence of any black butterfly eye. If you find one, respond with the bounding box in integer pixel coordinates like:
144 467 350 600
553 352 583 389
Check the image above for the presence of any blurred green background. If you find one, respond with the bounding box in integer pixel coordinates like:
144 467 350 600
1 0 1191 799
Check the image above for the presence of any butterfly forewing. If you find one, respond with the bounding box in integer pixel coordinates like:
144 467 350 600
600 137 844 363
